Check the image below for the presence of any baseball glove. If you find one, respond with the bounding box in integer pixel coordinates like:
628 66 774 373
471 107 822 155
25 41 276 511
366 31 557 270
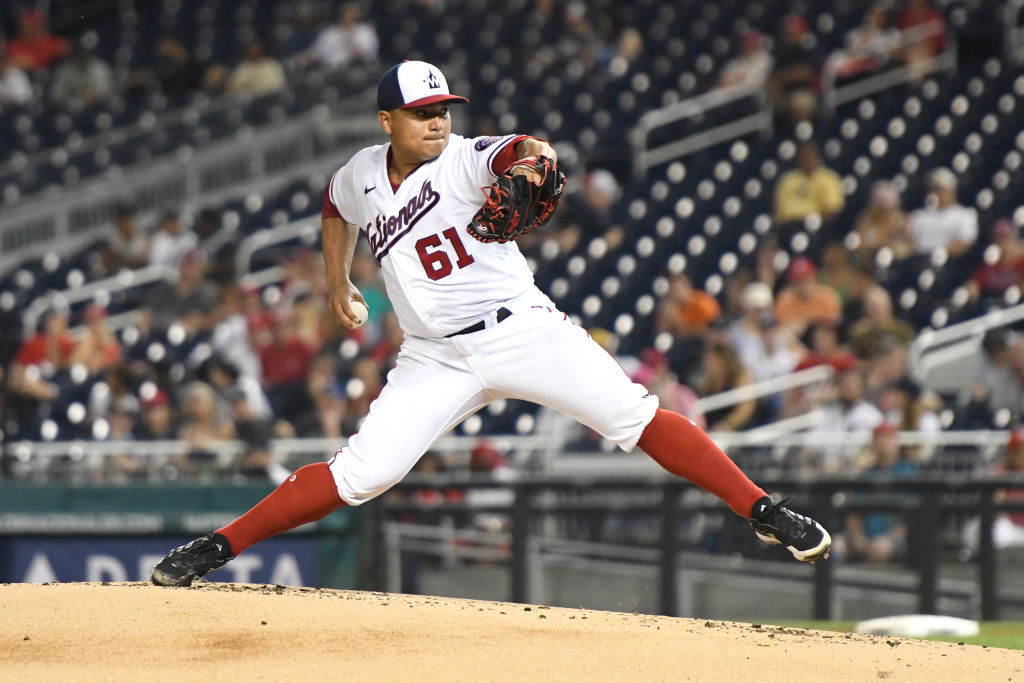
467 155 565 244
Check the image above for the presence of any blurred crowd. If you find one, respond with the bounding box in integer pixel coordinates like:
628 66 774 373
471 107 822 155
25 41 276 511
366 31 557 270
0 2 379 110
2 1 1023 566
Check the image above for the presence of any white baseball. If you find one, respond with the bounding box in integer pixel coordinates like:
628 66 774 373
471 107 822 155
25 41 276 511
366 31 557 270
349 299 368 327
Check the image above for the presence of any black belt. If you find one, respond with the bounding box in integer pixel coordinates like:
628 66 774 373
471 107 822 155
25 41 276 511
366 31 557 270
445 307 512 338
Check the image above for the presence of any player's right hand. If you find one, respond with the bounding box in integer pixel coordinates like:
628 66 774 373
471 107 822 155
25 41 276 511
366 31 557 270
329 283 368 329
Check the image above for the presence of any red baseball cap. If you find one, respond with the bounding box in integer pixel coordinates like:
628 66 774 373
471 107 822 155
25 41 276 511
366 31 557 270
141 388 170 409
788 256 817 282
873 421 897 438
377 61 468 111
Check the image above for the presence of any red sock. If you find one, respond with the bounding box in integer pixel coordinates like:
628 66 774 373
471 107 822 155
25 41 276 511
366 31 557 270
217 462 346 554
638 409 767 518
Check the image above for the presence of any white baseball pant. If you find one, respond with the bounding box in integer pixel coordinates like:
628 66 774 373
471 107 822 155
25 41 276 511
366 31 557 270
327 288 659 505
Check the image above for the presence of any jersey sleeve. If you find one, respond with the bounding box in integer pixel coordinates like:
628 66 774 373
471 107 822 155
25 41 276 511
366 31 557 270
321 176 342 220
460 134 533 186
323 164 359 226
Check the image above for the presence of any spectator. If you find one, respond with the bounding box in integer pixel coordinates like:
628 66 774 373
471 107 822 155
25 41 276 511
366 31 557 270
852 180 910 259
229 388 289 483
102 203 149 273
697 342 756 432
201 354 271 420
728 283 801 424
767 13 820 122
829 1 900 82
464 440 515 533
817 242 858 304
631 349 706 430
962 428 1024 555
0 47 33 106
120 35 205 98
6 8 69 72
133 387 177 440
604 26 644 77
795 321 859 374
178 381 236 477
297 2 378 71
148 210 197 269
70 304 121 376
343 355 384 432
301 352 347 438
961 329 1024 420
774 143 845 224
370 311 405 370
141 249 219 335
878 377 941 434
848 286 915 360
540 167 623 253
193 207 236 284
967 218 1024 301
258 311 316 420
907 167 978 258
841 421 916 563
656 272 721 343
718 29 773 90
812 368 885 438
226 38 286 95
774 256 842 336
208 284 263 383
897 0 946 75
838 260 880 340
284 4 323 58
9 307 75 402
49 41 115 109
350 247 393 329
864 333 911 399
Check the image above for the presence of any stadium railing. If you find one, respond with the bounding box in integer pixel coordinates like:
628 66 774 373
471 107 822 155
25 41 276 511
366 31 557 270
0 99 378 274
378 472 1024 621
908 302 1024 391
629 82 772 181
821 21 957 113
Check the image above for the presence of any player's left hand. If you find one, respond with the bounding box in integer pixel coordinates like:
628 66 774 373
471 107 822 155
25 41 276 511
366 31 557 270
467 155 565 244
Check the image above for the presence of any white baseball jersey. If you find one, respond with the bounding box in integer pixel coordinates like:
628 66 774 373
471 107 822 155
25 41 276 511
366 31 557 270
325 133 535 338
322 132 659 506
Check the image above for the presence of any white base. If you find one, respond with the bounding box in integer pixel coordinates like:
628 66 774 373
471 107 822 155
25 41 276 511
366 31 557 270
855 614 980 638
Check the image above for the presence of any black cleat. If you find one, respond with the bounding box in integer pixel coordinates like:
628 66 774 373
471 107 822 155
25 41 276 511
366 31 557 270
151 533 234 587
750 497 831 562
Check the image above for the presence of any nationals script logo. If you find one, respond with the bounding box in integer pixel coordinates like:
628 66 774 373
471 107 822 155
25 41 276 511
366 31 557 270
367 179 440 259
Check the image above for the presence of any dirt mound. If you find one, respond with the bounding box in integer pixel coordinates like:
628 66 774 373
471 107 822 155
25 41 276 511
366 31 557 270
1 583 1019 681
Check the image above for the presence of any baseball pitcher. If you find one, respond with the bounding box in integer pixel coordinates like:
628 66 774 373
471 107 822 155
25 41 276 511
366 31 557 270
152 61 830 588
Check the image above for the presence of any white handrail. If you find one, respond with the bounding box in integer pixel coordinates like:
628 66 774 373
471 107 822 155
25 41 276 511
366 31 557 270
21 264 175 337
822 22 957 112
630 82 770 180
693 365 834 414
908 303 1024 383
0 105 379 274
235 217 320 276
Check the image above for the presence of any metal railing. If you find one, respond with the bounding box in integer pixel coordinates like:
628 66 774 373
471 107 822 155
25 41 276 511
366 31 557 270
908 302 1024 389
630 83 772 180
377 473 1024 620
0 99 379 274
20 263 175 338
822 22 957 113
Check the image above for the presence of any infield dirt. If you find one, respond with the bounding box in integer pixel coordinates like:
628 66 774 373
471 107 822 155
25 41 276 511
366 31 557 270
0 582 1020 681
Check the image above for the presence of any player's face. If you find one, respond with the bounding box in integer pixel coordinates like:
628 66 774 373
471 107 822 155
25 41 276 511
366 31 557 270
380 103 451 162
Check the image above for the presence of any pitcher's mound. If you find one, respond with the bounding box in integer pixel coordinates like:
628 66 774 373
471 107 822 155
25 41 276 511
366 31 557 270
0 583 1018 681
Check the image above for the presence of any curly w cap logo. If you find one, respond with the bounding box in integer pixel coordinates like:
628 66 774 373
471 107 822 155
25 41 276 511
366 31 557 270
425 71 441 89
